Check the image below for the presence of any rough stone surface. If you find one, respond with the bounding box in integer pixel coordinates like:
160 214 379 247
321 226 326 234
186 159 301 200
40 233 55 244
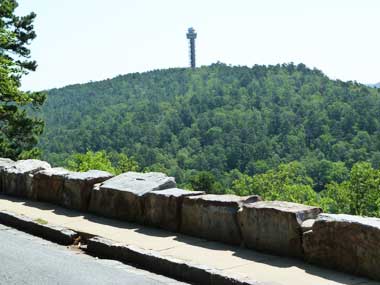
0 210 77 245
33 167 72 203
237 201 322 258
143 188 204 232
62 170 113 211
2 159 51 198
301 219 315 232
180 194 261 245
0 158 14 169
303 213 380 281
88 172 176 222
0 158 15 193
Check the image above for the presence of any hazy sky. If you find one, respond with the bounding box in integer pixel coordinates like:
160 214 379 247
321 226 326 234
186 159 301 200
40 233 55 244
16 0 380 91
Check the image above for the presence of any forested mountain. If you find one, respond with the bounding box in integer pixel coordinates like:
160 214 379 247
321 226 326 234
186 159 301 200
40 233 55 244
367 83 380 88
39 63 380 200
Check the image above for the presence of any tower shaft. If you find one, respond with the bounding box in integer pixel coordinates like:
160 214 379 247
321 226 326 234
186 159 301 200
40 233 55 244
189 38 195 68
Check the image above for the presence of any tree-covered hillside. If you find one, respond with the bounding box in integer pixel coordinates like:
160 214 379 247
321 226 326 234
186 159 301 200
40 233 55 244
40 63 380 195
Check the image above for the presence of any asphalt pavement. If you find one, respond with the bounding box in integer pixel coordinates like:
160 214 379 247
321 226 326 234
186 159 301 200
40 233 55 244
0 224 186 285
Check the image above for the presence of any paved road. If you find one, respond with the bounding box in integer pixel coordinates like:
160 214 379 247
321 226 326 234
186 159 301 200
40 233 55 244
0 224 186 285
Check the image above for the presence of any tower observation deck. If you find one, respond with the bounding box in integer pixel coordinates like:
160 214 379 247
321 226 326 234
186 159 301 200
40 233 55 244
186 27 197 69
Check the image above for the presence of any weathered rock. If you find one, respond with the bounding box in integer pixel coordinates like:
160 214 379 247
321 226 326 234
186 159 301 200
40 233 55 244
237 201 322 258
301 219 315 232
61 170 113 211
0 158 15 193
88 172 176 222
180 194 261 245
143 188 204 232
2 159 51 198
303 214 380 281
0 158 14 169
33 167 72 203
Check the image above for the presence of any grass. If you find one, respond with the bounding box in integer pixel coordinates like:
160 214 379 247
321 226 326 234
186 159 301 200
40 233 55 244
34 218 48 225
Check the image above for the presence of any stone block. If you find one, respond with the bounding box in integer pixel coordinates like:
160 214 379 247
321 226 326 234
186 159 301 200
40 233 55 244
61 170 113 211
33 167 72 203
2 159 51 198
88 172 176 222
143 188 204 232
303 213 380 281
0 158 14 193
180 194 261 245
0 158 14 169
237 201 321 257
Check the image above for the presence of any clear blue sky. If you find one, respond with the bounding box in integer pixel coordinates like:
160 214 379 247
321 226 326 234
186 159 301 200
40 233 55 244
16 0 380 91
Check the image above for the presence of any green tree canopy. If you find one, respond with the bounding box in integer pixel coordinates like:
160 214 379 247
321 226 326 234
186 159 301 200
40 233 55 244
231 162 318 205
39 62 380 192
0 0 45 159
65 150 139 174
320 162 380 216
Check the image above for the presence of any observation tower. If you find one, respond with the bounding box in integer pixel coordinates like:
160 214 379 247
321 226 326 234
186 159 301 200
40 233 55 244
186 27 197 69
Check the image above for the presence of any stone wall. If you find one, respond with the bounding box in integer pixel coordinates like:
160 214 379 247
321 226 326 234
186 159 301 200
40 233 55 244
303 214 380 281
0 158 379 281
